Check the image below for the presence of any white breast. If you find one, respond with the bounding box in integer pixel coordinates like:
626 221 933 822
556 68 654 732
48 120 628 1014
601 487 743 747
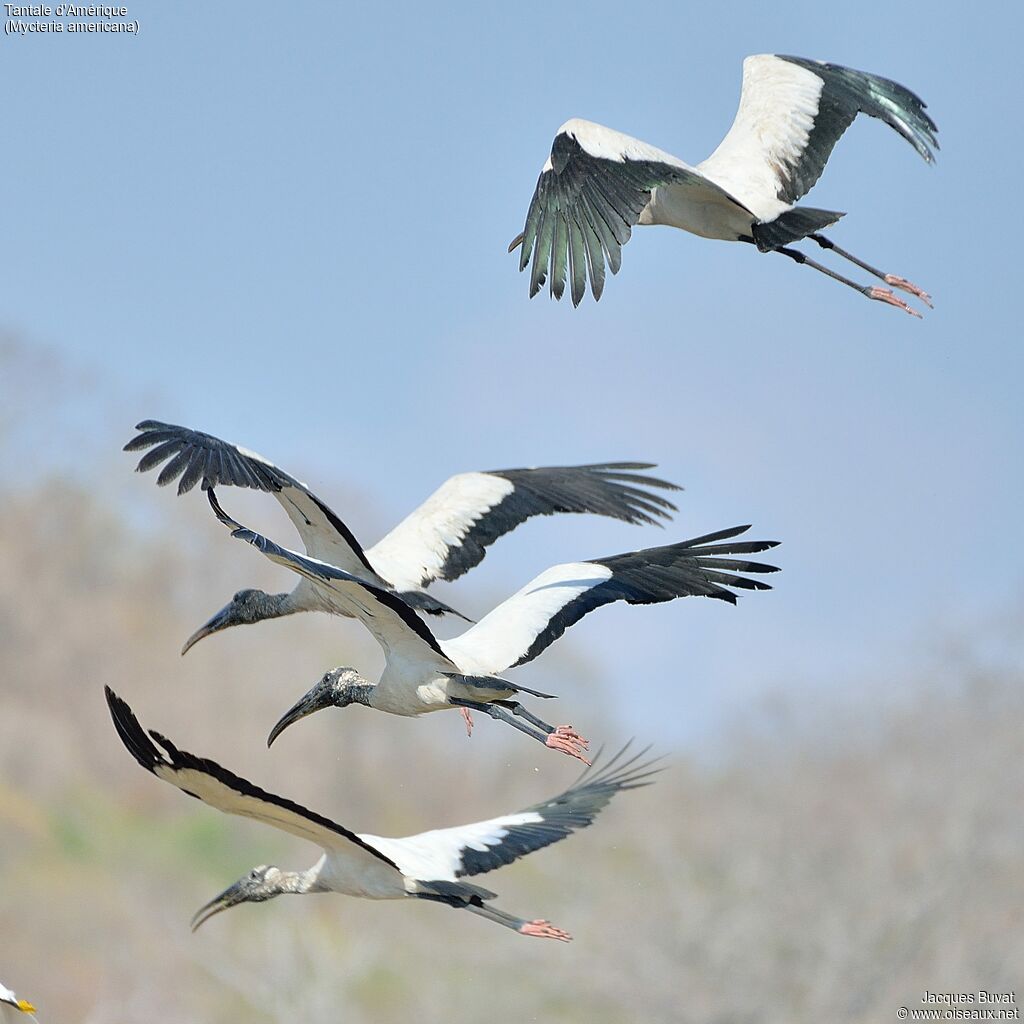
375 663 452 715
319 850 408 900
642 179 757 240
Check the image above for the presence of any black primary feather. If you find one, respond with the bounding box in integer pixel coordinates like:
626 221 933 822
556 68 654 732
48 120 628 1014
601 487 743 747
513 525 779 668
771 55 938 207
456 743 661 877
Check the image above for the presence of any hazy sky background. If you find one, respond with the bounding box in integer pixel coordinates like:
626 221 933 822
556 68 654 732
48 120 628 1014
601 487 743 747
4 1 1021 747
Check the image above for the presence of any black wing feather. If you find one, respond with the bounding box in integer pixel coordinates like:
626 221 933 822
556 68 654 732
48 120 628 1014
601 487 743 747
513 524 779 668
104 687 399 869
774 55 938 205
124 420 300 496
432 463 681 584
125 420 379 577
456 744 661 877
515 132 698 306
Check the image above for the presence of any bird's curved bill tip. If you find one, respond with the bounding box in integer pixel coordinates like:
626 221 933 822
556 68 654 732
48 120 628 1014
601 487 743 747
190 893 231 932
17 1001 36 1014
181 605 233 655
507 232 525 254
267 689 322 748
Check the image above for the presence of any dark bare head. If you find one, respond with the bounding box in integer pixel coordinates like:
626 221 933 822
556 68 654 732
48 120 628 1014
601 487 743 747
190 865 285 931
181 589 290 655
190 864 323 930
267 667 374 747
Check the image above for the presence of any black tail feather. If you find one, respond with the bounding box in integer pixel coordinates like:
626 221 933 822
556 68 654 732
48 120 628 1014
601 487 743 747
753 207 845 252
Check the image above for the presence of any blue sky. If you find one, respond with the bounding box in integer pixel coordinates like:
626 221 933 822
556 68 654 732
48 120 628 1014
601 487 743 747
4 1 1021 745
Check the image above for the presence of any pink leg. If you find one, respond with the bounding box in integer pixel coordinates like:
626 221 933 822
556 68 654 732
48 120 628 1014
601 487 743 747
545 725 591 764
519 919 572 942
884 274 933 308
459 706 474 737
866 286 923 318
807 234 933 311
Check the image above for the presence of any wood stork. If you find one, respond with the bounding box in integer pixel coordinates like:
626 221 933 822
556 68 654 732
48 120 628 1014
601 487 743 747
105 687 658 942
205 490 778 761
124 421 681 650
511 54 938 315
0 982 35 1020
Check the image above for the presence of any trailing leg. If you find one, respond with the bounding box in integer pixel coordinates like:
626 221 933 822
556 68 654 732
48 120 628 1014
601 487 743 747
493 699 589 756
773 244 922 318
809 232 932 307
464 901 572 942
448 697 590 763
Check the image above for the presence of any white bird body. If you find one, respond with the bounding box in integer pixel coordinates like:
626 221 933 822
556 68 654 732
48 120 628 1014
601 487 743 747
514 54 937 313
125 421 682 643
208 494 778 759
642 177 759 240
374 664 456 716
325 559 624 714
106 688 657 941
552 118 758 240
233 520 773 714
310 852 406 900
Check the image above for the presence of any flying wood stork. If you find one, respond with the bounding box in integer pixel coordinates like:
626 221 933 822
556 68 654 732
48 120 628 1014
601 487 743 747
205 491 778 761
511 54 938 315
124 421 681 647
0 982 35 1020
105 687 657 942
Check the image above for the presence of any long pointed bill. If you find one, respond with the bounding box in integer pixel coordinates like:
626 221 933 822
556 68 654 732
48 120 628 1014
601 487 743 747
181 603 236 656
191 880 247 932
267 682 332 748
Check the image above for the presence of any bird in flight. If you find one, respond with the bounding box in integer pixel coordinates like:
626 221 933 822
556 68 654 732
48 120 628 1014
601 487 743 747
124 420 681 645
105 686 658 942
205 490 778 762
511 54 937 315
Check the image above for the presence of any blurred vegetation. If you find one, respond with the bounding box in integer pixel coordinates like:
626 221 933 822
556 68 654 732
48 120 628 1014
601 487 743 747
1 340 1021 1022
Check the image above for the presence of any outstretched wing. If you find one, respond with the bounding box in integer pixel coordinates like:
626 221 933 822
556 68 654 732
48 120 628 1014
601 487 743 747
444 525 779 676
105 687 399 869
698 54 938 217
124 421 378 576
512 119 746 305
362 744 659 881
367 463 681 591
206 491 455 670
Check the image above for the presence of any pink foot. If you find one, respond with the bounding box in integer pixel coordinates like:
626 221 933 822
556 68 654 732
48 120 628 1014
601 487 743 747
867 286 923 318
519 918 572 942
460 706 474 737
545 725 591 764
884 274 933 309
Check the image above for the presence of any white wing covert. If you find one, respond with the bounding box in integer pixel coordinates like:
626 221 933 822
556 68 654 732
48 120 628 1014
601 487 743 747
698 54 938 220
363 745 660 881
368 462 679 591
445 526 780 676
